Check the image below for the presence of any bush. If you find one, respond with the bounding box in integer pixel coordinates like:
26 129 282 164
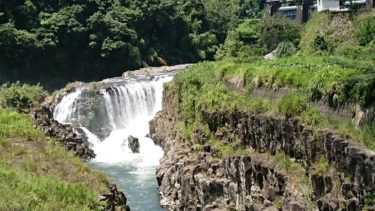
215 20 265 60
357 16 375 46
313 36 330 52
276 41 297 57
277 93 308 117
259 15 302 51
0 82 46 113
346 71 375 107
235 19 261 44
215 31 244 60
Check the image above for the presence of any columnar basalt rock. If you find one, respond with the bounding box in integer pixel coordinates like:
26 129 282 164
151 86 375 210
33 106 95 160
202 110 375 209
99 184 131 211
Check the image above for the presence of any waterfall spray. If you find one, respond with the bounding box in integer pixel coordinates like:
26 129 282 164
53 74 173 166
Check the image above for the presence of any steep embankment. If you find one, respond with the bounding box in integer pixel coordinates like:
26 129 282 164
0 83 130 210
150 58 375 210
0 108 130 210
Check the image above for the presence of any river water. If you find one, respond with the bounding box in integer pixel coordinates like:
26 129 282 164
53 74 173 210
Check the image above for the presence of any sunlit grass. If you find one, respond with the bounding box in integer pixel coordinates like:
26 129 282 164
0 108 108 210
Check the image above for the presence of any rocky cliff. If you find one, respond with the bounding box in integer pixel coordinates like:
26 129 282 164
150 84 375 210
33 106 95 160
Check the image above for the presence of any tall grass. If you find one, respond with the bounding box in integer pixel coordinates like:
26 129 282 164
0 109 44 140
0 107 108 210
171 55 375 150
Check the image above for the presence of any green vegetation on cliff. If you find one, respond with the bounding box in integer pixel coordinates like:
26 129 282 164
168 10 375 152
0 85 109 210
160 11 375 209
171 57 375 150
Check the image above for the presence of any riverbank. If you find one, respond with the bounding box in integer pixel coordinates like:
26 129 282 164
0 107 130 210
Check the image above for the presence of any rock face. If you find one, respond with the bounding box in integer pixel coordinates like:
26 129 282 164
354 103 375 127
128 136 140 153
150 85 375 210
122 64 192 78
33 106 95 160
99 184 131 211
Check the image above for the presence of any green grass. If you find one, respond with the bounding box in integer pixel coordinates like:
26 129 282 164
0 108 109 210
0 109 44 140
170 54 375 150
312 156 331 176
0 168 98 211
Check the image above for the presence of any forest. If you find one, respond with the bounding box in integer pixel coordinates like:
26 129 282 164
0 0 262 89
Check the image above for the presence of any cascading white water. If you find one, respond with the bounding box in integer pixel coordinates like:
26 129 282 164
53 74 173 166
54 89 82 124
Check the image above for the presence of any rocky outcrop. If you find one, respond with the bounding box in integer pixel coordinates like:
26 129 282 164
122 64 192 78
33 106 95 160
99 184 131 211
354 103 375 127
150 85 375 210
156 142 309 210
128 136 140 153
203 110 375 209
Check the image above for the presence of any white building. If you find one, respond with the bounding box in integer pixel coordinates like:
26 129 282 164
317 0 340 11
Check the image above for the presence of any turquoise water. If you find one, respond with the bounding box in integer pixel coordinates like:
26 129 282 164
92 161 165 211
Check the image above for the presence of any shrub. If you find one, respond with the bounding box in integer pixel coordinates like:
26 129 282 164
276 41 297 57
346 71 375 107
357 16 375 46
215 20 265 60
0 82 46 113
277 93 308 117
215 31 244 60
235 19 261 44
365 191 375 206
259 15 302 51
313 36 330 52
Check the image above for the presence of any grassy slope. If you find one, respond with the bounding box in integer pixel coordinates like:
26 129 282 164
0 109 108 210
170 54 375 151
299 10 375 53
170 10 375 152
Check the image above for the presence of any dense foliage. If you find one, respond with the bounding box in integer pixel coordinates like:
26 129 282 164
0 82 46 113
214 16 301 60
0 0 262 89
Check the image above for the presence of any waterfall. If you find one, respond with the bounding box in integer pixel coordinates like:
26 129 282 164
53 74 173 166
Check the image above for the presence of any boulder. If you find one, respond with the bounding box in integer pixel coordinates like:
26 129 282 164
128 136 140 153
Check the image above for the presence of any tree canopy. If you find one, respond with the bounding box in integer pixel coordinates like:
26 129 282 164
0 0 263 89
